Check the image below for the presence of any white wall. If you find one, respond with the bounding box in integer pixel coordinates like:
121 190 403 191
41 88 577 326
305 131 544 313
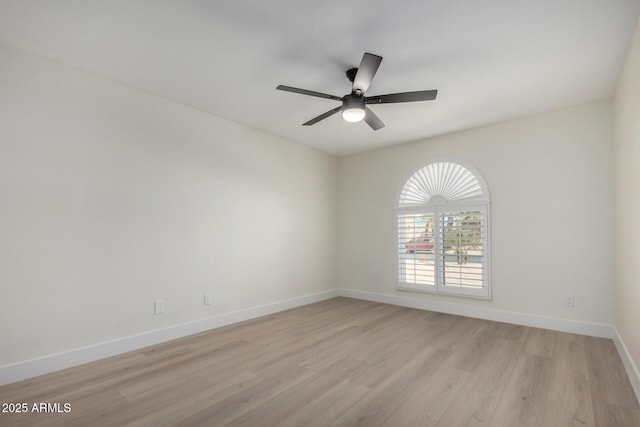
0 37 625 381
614 16 640 387
338 100 614 326
0 43 337 366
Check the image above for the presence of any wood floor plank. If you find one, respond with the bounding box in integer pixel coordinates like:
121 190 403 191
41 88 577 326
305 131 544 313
428 313 487 353
445 322 499 373
1 297 638 427
277 379 371 427
381 366 470 427
482 353 551 427
524 326 556 359
219 358 367 427
487 320 529 343
591 399 640 426
110 376 213 426
539 332 595 426
124 370 265 427
435 338 522 426
171 366 316 426
330 346 454 427
585 336 640 410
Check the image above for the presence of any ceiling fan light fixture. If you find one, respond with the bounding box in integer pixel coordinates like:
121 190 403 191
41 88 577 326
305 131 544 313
343 107 365 122
342 95 365 122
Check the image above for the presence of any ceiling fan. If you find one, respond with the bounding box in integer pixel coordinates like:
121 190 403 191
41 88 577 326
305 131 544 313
276 52 438 130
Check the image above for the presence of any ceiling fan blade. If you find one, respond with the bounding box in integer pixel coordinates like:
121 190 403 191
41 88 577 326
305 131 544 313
364 107 385 130
366 89 438 104
276 85 343 101
302 105 343 126
352 52 382 94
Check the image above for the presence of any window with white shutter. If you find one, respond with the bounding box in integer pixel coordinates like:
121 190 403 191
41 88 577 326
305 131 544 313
396 160 491 299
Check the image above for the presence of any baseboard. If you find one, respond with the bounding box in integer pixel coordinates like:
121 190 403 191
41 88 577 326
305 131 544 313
613 329 640 403
337 288 614 338
0 289 339 386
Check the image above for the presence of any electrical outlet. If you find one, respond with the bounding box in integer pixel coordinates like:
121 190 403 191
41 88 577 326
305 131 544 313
154 299 165 314
203 294 211 306
565 296 574 307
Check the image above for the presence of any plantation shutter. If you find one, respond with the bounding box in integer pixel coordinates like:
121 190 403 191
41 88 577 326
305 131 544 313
397 211 436 291
439 206 487 293
396 160 491 299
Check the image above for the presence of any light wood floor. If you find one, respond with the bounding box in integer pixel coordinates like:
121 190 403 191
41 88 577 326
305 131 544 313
1 297 639 426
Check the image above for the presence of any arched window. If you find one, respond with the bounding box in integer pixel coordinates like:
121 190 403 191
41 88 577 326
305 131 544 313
395 159 491 299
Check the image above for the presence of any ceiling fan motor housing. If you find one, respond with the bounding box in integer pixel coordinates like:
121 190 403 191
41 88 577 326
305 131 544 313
343 93 365 110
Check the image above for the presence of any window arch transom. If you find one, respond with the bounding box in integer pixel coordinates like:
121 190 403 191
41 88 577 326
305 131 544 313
399 161 489 206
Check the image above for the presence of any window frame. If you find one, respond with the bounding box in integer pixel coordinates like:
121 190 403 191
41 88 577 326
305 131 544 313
395 159 491 300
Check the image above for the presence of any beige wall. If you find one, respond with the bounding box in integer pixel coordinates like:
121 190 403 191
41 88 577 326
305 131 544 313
338 100 614 325
614 17 640 380
0 44 338 365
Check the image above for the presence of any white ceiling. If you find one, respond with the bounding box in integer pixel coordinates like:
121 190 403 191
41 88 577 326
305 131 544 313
1 1 639 156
